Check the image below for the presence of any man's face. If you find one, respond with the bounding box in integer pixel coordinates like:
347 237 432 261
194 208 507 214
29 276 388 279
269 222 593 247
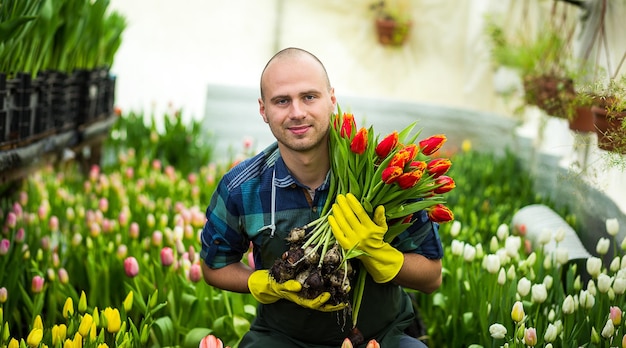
259 55 336 155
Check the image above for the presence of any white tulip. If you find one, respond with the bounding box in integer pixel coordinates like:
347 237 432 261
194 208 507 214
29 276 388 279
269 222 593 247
562 295 575 314
554 248 569 265
484 254 501 274
517 277 531 297
596 238 610 256
586 257 603 278
613 277 626 295
543 275 554 290
531 283 548 303
606 218 619 236
597 274 613 293
449 220 461 238
544 323 557 342
498 267 506 285
505 236 522 258
451 240 464 256
489 323 507 339
554 227 566 243
610 256 620 273
496 223 509 241
463 244 476 262
601 318 615 338
579 289 595 309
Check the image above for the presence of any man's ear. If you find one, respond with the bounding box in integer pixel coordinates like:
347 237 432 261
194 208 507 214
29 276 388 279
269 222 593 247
258 98 268 123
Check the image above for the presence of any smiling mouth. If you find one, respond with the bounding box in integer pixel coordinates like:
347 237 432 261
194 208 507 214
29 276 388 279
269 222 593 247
289 125 310 135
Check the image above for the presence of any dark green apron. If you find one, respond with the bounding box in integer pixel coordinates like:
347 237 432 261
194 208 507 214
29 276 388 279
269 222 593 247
240 219 415 347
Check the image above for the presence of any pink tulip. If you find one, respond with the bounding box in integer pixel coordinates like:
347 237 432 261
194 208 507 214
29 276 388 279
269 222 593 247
0 239 10 255
6 212 17 228
12 203 22 218
189 264 203 283
160 247 175 267
99 198 109 213
247 251 255 270
58 268 69 284
0 287 7 303
49 216 59 231
31 275 45 293
129 222 140 239
14 228 25 243
124 257 140 278
199 334 224 348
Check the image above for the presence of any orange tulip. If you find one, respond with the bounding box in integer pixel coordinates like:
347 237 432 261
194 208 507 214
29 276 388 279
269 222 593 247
388 150 411 169
397 170 424 189
402 144 418 161
419 134 447 155
350 128 368 155
340 113 356 138
408 160 427 172
428 204 454 222
434 175 455 194
375 131 399 158
427 158 451 177
381 166 403 184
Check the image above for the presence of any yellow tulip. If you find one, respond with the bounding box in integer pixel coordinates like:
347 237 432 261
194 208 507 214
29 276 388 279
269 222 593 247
78 313 93 337
63 297 74 319
89 322 97 341
27 328 43 347
8 338 19 348
103 307 121 333
73 332 83 348
93 307 100 326
123 291 133 312
78 291 87 313
97 344 109 348
511 301 525 323
33 315 43 330
52 324 68 345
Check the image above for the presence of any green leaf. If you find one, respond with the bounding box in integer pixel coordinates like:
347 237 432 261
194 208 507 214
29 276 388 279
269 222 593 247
183 327 214 348
233 315 251 338
152 316 175 345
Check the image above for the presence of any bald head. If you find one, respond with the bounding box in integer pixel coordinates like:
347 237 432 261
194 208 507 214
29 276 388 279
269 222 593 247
260 47 331 101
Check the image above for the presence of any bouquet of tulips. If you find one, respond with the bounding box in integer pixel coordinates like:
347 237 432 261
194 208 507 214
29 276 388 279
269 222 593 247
269 109 455 341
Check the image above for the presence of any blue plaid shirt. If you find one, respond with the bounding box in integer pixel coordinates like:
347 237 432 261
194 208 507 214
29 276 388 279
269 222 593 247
200 142 443 269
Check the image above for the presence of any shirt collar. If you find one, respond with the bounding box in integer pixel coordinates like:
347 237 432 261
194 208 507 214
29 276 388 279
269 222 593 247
273 154 331 191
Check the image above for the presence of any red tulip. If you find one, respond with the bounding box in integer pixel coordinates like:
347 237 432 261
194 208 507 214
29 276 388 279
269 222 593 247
350 128 368 154
340 113 356 138
396 170 424 189
419 134 447 156
199 334 224 348
427 158 452 177
381 166 403 184
375 131 399 158
428 204 454 222
124 256 140 278
434 175 455 194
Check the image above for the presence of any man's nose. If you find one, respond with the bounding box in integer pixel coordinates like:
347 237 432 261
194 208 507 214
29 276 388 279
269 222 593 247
289 100 306 119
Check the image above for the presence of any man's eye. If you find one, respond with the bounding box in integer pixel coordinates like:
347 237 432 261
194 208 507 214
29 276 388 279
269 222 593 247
304 95 315 101
276 99 288 105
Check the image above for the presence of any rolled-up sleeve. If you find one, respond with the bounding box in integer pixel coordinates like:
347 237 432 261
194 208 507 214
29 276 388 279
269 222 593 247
391 209 444 259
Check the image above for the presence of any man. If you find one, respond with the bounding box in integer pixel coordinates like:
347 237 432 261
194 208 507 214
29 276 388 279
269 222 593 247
200 47 443 347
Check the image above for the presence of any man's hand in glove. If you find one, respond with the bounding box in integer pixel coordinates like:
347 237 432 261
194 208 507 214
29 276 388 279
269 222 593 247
248 270 346 312
328 193 404 283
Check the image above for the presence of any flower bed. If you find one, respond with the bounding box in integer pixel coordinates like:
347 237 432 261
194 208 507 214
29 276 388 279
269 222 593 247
1 111 625 347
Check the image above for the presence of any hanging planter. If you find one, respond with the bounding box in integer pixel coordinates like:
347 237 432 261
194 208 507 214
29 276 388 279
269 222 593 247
374 17 412 46
522 74 576 119
591 102 626 154
568 105 596 133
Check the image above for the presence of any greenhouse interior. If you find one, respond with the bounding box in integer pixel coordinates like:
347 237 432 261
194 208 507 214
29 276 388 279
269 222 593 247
1 0 626 347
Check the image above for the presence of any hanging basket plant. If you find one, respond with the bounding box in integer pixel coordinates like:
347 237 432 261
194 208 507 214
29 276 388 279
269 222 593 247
370 0 412 47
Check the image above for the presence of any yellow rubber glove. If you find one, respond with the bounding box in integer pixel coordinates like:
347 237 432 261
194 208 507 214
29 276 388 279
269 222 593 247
248 270 346 312
328 193 404 283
